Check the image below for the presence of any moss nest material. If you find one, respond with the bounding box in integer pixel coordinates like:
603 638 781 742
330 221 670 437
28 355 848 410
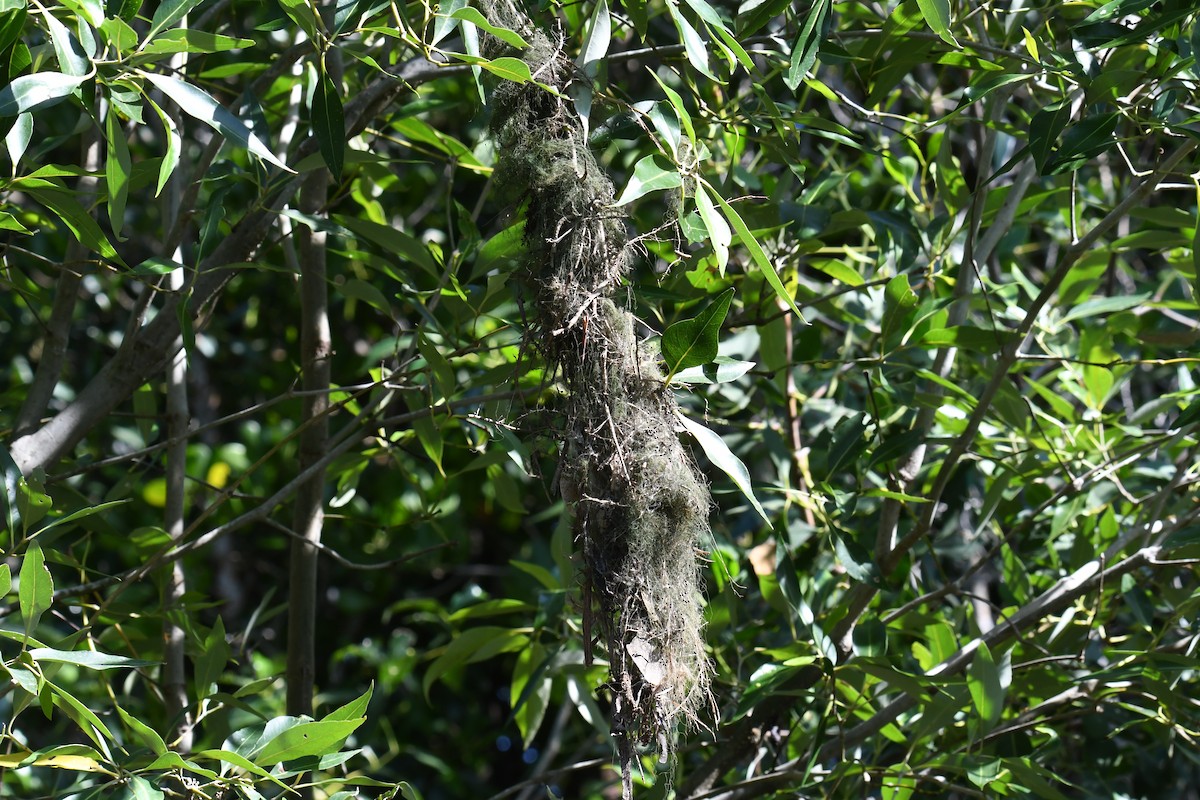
479 1 715 792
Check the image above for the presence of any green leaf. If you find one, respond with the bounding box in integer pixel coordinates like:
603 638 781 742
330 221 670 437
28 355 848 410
127 775 165 800
1046 113 1118 176
575 0 609 78
324 683 373 722
105 109 131 238
510 643 551 746
117 705 168 755
19 540 53 636
5 111 32 173
194 614 230 699
662 287 734 377
919 325 1019 352
677 412 771 526
0 562 10 596
0 71 87 117
41 7 90 77
145 96 180 196
786 0 829 91
694 182 731 271
26 187 123 265
313 69 345 181
334 214 438 275
881 274 918 349
615 153 681 205
138 30 256 56
710 189 804 320
477 56 532 83
810 258 863 286
446 5 527 48
667 0 717 80
916 0 956 45
254 718 365 766
141 71 293 172
673 356 755 384
423 626 531 699
43 677 116 747
30 648 159 670
31 499 130 536
146 0 206 42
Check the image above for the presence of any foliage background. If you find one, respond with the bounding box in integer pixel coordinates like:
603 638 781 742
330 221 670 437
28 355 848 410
2 0 1200 798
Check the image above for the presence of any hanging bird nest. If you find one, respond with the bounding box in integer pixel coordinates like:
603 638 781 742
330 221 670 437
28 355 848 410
480 2 716 794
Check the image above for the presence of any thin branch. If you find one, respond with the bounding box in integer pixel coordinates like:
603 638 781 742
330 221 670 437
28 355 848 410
263 519 456 570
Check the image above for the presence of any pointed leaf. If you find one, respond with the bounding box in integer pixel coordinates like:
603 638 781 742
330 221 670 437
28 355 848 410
916 0 956 45
30 648 159 670
662 287 734 376
254 718 365 766
694 182 731 271
576 0 609 78
786 0 829 90
709 188 804 320
674 356 755 384
324 683 373 722
19 540 53 636
678 412 771 526
667 1 717 80
146 0 206 42
105 109 131 238
447 6 528 48
313 70 344 180
0 563 10 596
0 71 87 117
141 72 292 172
477 56 532 84
615 153 681 205
967 641 1006 729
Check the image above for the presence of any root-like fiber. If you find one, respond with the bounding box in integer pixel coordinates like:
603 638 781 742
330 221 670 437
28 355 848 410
480 1 714 794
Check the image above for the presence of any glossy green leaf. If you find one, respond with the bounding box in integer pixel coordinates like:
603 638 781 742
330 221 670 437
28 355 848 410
105 110 131 238
1046 112 1119 175
575 0 609 78
881 274 918 349
786 0 829 91
194 614 230 699
423 626 531 699
334 214 438 275
448 6 528 49
146 0 206 41
141 71 292 172
662 287 734 377
117 704 168 755
710 189 804 320
30 648 159 670
41 8 89 77
614 153 681 205
673 356 755 384
667 0 717 80
477 56 532 83
313 70 345 180
916 0 956 45
0 71 87 117
26 187 123 264
678 412 771 526
4 111 31 171
0 562 10 596
19 541 53 636
694 182 731 271
255 718 365 766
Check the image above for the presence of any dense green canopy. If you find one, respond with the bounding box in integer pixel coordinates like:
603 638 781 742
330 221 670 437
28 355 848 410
2 1 1200 798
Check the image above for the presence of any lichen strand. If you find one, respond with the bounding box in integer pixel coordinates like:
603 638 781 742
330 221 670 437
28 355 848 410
481 2 713 790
